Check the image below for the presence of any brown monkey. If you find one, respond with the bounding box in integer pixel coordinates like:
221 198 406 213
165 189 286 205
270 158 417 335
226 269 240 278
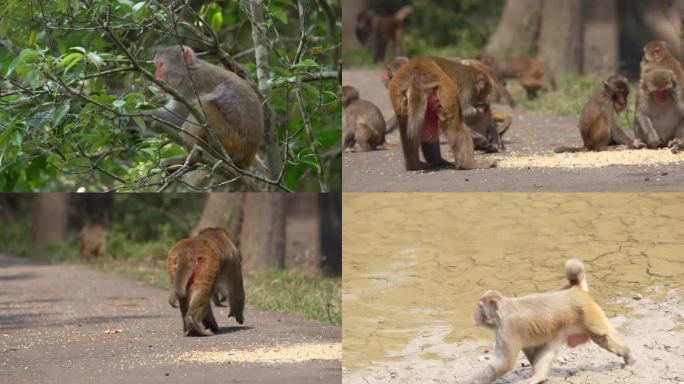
470 259 635 384
455 58 516 108
342 86 386 151
356 6 413 63
475 53 557 100
78 214 108 259
640 41 684 84
149 46 265 172
388 56 497 170
167 227 245 336
634 68 684 153
554 75 634 153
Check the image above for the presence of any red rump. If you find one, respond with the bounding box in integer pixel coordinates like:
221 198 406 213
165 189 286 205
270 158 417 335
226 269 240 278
422 92 440 141
652 90 668 103
566 333 589 347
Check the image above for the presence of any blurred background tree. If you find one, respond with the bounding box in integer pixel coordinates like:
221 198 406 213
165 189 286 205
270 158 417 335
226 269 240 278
0 0 342 192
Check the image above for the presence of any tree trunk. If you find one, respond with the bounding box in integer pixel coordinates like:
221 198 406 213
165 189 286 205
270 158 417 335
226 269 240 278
285 194 321 275
193 193 243 236
342 0 367 52
540 0 583 75
31 193 68 245
239 193 286 272
484 0 542 56
248 0 282 182
582 0 618 75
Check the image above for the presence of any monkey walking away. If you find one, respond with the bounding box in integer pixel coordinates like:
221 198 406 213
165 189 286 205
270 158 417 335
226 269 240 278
388 56 498 170
470 259 635 384
167 227 245 336
554 75 634 153
343 86 387 151
356 6 413 63
149 46 266 173
475 53 557 100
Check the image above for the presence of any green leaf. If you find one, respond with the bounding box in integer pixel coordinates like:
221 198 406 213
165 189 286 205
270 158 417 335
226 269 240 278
24 70 40 87
133 116 146 131
52 104 70 126
290 59 319 69
69 46 87 54
209 11 223 35
269 5 288 24
57 52 83 68
0 125 15 148
0 17 10 38
113 99 125 108
70 0 79 13
86 52 104 68
5 56 20 77
19 49 39 63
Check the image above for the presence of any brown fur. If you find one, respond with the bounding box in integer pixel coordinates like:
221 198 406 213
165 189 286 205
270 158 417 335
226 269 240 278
152 46 264 171
167 227 244 336
388 56 497 170
356 6 413 63
342 86 386 151
476 53 557 100
555 75 633 153
78 216 107 259
634 68 684 152
470 259 635 384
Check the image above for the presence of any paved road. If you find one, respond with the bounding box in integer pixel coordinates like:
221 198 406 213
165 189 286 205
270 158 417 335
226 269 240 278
0 254 341 384
343 69 684 192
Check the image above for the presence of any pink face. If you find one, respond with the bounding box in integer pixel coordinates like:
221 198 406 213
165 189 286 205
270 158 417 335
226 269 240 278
154 57 167 81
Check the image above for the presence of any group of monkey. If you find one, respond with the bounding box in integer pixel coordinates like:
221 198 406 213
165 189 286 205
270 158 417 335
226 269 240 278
166 227 245 337
343 40 684 173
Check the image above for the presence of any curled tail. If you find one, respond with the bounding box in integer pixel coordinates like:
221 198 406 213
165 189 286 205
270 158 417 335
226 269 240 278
393 5 413 21
173 252 194 300
564 258 588 291
406 77 427 148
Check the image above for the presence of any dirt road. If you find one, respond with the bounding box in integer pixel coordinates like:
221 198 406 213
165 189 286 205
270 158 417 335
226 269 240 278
343 69 684 192
0 254 341 384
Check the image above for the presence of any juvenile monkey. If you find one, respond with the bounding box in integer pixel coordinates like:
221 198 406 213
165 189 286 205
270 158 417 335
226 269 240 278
640 41 684 84
149 45 265 172
78 214 108 259
167 227 245 336
356 6 413 63
634 68 684 153
469 259 635 384
555 75 634 153
342 86 386 151
475 53 557 99
388 56 497 170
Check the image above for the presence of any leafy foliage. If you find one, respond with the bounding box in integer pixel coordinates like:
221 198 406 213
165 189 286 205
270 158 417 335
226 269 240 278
0 0 341 191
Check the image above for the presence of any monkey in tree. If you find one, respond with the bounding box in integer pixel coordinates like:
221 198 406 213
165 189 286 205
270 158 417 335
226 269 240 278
554 75 634 153
149 45 265 173
388 56 497 170
469 259 635 384
475 53 557 100
167 227 245 336
633 68 684 153
356 6 413 63
342 86 386 151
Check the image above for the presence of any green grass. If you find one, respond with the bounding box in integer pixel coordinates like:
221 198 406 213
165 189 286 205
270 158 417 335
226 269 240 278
0 219 341 325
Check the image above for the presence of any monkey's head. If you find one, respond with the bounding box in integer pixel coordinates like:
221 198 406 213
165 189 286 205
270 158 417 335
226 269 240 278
342 86 359 107
643 41 669 63
603 75 629 113
383 56 409 87
355 9 375 44
154 45 197 92
645 69 676 104
474 72 492 101
473 289 503 329
474 53 495 68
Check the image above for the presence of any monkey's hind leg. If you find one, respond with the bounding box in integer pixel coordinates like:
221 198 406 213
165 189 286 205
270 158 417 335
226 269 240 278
185 288 214 337
203 307 220 334
583 303 636 366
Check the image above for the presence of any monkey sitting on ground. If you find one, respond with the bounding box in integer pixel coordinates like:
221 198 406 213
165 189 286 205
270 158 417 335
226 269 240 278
148 45 265 173
342 86 386 151
355 6 413 63
388 56 497 170
554 75 634 153
167 227 245 336
633 68 684 153
475 53 557 100
78 213 108 259
640 41 684 87
469 259 635 384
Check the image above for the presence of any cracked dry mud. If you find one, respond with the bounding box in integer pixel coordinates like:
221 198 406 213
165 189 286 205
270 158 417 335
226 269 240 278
342 193 684 384
0 254 341 384
342 69 684 192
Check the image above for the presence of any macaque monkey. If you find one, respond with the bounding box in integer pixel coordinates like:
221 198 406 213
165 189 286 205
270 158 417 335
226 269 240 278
475 53 557 100
149 45 265 172
640 41 684 84
470 259 635 384
167 227 245 336
554 75 634 153
634 68 684 153
355 6 413 63
388 56 497 170
342 86 386 151
78 214 108 259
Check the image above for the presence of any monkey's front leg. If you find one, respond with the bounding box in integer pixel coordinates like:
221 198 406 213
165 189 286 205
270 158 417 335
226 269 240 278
634 112 661 149
667 121 684 153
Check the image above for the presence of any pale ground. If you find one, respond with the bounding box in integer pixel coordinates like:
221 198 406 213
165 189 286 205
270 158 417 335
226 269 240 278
343 287 684 384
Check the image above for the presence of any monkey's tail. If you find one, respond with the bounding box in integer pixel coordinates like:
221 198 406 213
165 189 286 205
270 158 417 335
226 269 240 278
564 258 588 291
173 252 194 300
406 79 427 148
393 5 413 21
385 115 398 134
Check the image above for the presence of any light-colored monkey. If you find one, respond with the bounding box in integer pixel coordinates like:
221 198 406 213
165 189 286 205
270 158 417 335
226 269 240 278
469 259 635 384
342 86 387 151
